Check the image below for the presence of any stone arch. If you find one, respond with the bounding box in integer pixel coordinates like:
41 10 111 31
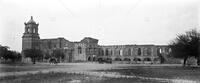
144 58 151 61
154 58 159 61
98 58 103 61
134 58 141 61
115 58 122 61
106 58 112 61
137 58 141 61
133 58 137 61
88 57 92 61
124 58 131 61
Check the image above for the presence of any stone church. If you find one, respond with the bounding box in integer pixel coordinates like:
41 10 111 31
22 17 171 63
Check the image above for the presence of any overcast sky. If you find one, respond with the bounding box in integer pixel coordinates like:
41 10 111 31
0 0 199 51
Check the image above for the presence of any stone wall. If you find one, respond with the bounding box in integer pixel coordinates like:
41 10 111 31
98 45 170 63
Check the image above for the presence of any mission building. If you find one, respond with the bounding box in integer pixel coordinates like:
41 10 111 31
22 17 170 63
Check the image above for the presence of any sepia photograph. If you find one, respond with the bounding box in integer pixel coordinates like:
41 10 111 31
0 0 200 83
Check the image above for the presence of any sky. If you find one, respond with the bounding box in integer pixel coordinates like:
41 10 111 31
0 0 199 52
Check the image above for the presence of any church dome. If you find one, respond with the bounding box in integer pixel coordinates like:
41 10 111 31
27 16 36 24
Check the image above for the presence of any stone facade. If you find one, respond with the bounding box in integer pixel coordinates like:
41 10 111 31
22 17 171 63
39 38 71 62
96 45 170 64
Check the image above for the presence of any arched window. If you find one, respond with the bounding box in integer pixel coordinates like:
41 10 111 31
115 58 122 61
106 49 109 56
28 28 31 33
78 46 82 54
88 57 91 61
101 50 104 56
120 50 123 56
169 48 172 53
157 48 161 56
89 48 91 54
110 50 113 56
132 48 135 56
147 48 151 56
124 58 131 61
33 28 35 33
128 49 131 56
138 48 141 55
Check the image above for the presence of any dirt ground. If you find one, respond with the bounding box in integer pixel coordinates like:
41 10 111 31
0 63 200 83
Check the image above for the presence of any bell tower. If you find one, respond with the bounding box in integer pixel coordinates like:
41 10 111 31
22 16 40 51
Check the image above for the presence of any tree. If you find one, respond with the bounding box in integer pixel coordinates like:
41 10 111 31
0 45 9 59
23 49 43 64
0 45 22 63
5 50 21 62
169 29 200 66
52 49 65 62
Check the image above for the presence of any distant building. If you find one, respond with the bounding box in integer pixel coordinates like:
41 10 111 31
22 17 170 63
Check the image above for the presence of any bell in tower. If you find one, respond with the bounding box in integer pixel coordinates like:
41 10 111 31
24 16 39 34
22 16 40 51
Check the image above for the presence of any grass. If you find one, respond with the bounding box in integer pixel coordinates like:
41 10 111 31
1 63 200 83
0 66 49 73
0 72 104 83
95 66 200 81
0 63 72 73
0 71 167 83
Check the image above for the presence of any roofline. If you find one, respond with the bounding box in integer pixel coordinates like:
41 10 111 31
40 37 67 40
